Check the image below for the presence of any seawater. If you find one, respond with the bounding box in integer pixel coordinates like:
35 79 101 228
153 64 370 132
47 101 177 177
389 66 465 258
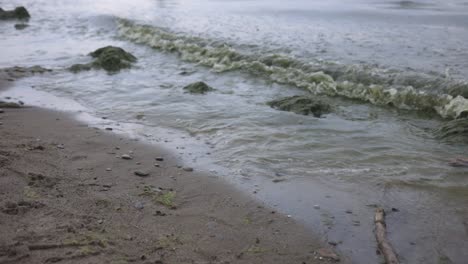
1 0 467 263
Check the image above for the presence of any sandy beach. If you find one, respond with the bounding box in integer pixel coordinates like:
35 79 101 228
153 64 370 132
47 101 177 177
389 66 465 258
0 72 341 263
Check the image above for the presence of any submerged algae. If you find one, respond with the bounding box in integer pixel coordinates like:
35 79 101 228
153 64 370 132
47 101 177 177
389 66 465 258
70 46 137 74
118 19 468 119
267 96 331 117
434 118 468 143
183 81 214 94
0 6 30 20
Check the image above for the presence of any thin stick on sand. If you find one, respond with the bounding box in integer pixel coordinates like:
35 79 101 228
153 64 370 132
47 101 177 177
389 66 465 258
374 208 400 264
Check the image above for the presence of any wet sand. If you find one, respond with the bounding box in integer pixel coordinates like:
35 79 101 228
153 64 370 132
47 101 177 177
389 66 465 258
0 72 343 263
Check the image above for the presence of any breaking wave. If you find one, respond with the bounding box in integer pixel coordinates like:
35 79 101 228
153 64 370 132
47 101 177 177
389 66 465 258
117 19 468 119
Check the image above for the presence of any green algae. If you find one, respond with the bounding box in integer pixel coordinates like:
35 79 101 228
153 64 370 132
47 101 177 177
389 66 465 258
183 81 214 94
0 6 30 20
0 101 22 108
267 95 332 117
69 46 137 74
434 118 468 143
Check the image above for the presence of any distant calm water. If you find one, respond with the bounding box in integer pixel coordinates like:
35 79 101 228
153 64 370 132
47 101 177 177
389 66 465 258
1 1 467 263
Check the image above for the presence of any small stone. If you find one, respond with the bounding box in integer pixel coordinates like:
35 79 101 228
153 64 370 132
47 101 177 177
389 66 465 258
98 219 104 224
272 178 286 183
33 145 45 150
317 248 340 261
155 157 164 161
105 127 113 131
0 109 3 113
136 162 141 165
155 210 166 216
183 167 194 172
134 201 144 210
345 210 353 214
18 100 24 105
0 122 3 125
134 170 149 177
154 163 160 167
391 207 399 212
106 168 112 171
57 144 65 149
121 154 132 160
314 205 320 209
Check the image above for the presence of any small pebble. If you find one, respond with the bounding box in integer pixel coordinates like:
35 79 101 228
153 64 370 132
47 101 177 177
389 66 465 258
134 202 144 210
345 210 353 214
0 109 3 113
136 162 141 165
121 154 132 160
154 163 160 167
134 171 150 177
0 122 3 125
98 219 103 224
105 127 113 131
183 167 194 172
57 144 65 149
314 205 320 209
155 157 164 161
106 168 112 171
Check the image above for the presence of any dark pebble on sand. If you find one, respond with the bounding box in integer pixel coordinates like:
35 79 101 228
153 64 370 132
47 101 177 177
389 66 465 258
121 154 132 160
272 178 286 183
105 127 113 131
134 170 150 177
0 109 4 113
155 157 164 161
183 167 194 172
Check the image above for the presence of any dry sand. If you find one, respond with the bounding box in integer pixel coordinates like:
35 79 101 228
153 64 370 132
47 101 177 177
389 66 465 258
0 68 342 263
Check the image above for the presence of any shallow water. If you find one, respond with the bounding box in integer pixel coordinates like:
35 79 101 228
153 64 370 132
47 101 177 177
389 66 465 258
1 0 467 263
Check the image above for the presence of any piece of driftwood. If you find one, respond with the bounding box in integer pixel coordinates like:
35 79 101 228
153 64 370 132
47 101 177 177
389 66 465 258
374 208 399 264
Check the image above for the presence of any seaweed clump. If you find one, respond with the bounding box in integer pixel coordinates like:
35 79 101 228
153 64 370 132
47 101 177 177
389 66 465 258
267 95 331 117
434 117 468 143
183 81 215 94
69 46 137 74
0 6 30 20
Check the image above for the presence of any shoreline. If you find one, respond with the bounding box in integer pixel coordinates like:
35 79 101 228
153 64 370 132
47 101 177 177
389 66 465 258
0 74 343 263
